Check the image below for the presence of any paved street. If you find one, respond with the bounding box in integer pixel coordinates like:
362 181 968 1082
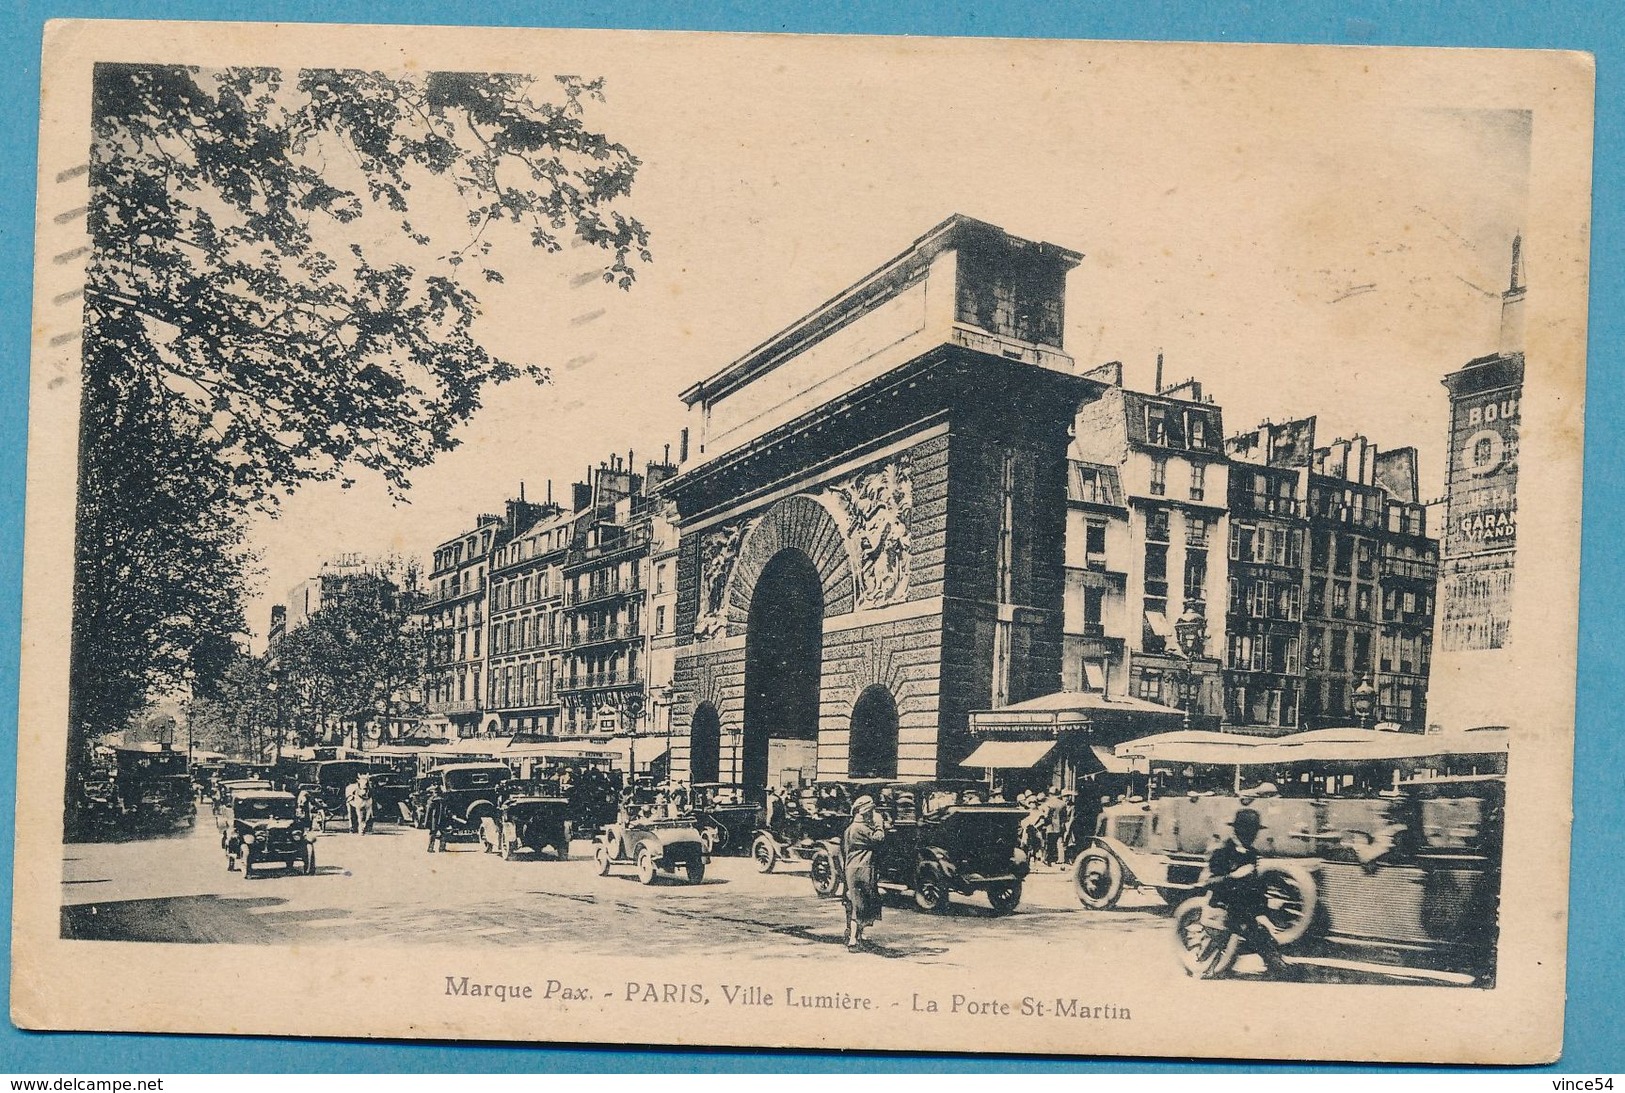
61 813 1177 971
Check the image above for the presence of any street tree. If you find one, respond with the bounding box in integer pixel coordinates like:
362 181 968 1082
71 63 650 769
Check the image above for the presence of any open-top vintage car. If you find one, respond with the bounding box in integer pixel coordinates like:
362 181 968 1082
496 794 572 861
594 818 707 885
1082 726 1507 984
424 762 510 853
687 783 761 856
222 790 317 878
808 781 1029 914
751 779 890 872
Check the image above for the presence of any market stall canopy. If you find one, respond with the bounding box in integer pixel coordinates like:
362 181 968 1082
959 739 1056 769
1088 744 1143 774
969 691 1186 737
1115 725 1511 767
1115 730 1270 766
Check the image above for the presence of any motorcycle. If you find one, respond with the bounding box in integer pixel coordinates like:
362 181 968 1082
1171 869 1311 980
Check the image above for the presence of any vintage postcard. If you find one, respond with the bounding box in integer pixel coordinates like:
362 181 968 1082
11 21 1593 1063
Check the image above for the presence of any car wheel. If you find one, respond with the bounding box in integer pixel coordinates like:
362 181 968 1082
987 881 1022 914
752 835 778 873
1072 849 1125 910
810 849 841 898
684 860 706 885
1173 898 1240 979
594 845 612 876
1259 865 1319 946
914 866 951 914
636 848 659 886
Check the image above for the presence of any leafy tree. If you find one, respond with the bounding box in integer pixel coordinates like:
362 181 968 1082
70 63 649 769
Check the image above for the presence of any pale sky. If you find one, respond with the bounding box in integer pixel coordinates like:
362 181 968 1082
241 36 1532 646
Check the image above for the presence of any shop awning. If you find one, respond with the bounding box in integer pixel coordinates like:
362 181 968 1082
959 740 1057 769
1089 744 1143 774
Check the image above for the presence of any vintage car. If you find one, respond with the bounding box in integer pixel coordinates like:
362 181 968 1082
593 818 708 885
751 779 890 872
364 758 417 826
1085 727 1507 984
75 746 196 834
687 783 761 856
222 790 317 877
423 762 511 852
496 794 572 861
211 778 275 827
808 782 1029 914
289 759 369 831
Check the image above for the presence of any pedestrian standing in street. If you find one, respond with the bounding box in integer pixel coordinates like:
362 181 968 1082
842 795 889 952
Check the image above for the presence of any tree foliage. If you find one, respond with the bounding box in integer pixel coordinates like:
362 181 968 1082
70 62 649 759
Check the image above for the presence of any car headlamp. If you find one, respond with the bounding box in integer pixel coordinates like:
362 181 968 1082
1011 848 1029 866
242 833 255 846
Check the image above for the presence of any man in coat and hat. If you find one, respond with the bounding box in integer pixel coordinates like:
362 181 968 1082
842 795 889 951
1205 806 1295 979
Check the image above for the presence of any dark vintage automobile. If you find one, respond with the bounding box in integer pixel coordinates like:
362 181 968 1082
222 790 317 878
289 759 369 831
424 763 511 852
594 818 708 885
76 746 196 834
687 783 761 856
751 779 890 872
365 755 418 825
809 782 1029 914
496 794 572 861
211 778 275 828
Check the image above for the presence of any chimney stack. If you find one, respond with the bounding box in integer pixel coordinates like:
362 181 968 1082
1499 233 1526 355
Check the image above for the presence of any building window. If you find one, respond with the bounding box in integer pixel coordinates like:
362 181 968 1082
1144 544 1168 596
1084 587 1105 634
656 605 667 634
1353 631 1372 673
1356 587 1372 621
1187 515 1209 547
1146 507 1170 543
1189 463 1206 502
1081 658 1108 693
1146 406 1168 446
1150 457 1167 496
1230 522 1254 561
1136 670 1164 703
1085 519 1108 564
1330 629 1347 670
1333 581 1350 617
1184 551 1208 603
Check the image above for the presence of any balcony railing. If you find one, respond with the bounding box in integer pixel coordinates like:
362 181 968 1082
427 697 479 716
558 671 644 693
422 578 486 606
566 622 643 649
568 579 643 607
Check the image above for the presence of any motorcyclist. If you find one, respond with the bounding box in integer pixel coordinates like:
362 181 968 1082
1203 807 1296 979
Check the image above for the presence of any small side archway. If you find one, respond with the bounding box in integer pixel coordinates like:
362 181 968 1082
848 684 899 779
689 702 722 784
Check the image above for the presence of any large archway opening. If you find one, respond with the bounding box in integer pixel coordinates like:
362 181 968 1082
848 684 900 779
689 702 721 785
742 549 825 792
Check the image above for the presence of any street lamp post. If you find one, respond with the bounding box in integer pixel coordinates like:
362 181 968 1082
1173 604 1208 732
266 678 282 764
621 690 646 780
1352 674 1378 730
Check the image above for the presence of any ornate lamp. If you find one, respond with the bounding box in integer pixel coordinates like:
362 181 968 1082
1351 674 1378 730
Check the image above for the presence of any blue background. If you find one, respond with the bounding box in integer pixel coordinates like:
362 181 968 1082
1 0 1618 1074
